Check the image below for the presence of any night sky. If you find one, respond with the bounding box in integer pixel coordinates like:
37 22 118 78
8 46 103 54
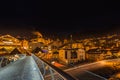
0 1 119 39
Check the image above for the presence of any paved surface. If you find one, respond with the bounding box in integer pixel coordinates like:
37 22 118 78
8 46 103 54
65 59 120 80
65 61 107 80
0 56 43 80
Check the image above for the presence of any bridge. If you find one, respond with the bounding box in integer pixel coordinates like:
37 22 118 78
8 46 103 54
0 54 75 80
0 54 120 80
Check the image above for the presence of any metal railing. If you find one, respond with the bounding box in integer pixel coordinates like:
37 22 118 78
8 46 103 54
0 54 25 68
32 54 76 80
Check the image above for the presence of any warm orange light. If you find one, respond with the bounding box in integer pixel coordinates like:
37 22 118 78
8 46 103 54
51 61 64 67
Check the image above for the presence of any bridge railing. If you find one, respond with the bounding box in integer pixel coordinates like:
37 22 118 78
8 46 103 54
0 54 25 68
32 54 76 80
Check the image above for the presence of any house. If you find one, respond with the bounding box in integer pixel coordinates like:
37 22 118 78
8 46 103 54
0 48 8 54
0 35 21 51
104 50 112 59
32 47 43 54
59 40 84 49
110 47 120 58
52 51 59 59
59 48 85 65
21 39 29 50
32 47 45 57
29 42 44 51
49 51 59 61
10 48 22 55
86 48 106 62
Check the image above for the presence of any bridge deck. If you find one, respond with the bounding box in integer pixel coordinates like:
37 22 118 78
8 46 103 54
0 56 43 80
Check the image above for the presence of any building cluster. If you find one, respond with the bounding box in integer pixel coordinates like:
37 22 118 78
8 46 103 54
0 32 120 66
30 33 120 65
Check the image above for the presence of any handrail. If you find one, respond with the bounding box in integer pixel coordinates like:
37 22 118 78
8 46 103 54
41 58 76 80
32 54 76 80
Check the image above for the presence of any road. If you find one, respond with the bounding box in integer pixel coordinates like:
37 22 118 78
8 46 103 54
65 59 120 80
0 56 43 80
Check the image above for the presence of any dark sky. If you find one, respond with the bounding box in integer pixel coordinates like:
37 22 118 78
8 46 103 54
0 1 119 38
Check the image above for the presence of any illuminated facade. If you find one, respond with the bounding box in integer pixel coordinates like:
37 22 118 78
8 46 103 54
59 48 85 65
29 32 52 50
0 35 21 52
86 48 106 61
21 39 29 50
